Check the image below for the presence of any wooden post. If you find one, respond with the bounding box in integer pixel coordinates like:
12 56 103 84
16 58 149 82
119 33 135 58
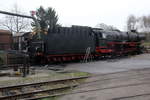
23 54 29 77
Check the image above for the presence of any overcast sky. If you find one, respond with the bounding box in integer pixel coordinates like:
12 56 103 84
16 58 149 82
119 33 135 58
0 0 150 30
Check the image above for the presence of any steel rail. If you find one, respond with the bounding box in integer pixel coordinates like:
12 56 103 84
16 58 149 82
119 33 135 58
111 93 150 100
0 84 78 100
0 76 90 91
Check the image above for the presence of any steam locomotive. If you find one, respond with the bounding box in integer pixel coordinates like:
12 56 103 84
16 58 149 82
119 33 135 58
28 25 145 63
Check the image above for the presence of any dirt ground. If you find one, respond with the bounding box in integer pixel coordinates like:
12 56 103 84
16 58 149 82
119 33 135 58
59 53 150 100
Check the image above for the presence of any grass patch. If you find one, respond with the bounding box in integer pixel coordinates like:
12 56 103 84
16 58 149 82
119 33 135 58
41 97 58 100
142 42 150 46
48 71 91 79
64 71 91 77
0 71 91 86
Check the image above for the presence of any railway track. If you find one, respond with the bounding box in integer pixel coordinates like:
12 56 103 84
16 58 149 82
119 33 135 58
31 81 150 100
31 68 150 100
1 69 150 100
0 76 89 100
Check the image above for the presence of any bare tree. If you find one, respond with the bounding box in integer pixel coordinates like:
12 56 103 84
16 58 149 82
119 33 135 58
127 15 137 31
96 23 118 31
139 15 150 32
0 4 31 34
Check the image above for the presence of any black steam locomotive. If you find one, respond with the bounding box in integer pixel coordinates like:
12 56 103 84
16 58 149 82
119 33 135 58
28 25 145 63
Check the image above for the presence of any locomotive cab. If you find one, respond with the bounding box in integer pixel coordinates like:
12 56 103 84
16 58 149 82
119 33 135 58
93 29 112 54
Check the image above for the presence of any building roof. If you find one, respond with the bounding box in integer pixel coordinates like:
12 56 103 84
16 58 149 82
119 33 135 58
13 33 25 37
0 30 11 35
13 32 31 37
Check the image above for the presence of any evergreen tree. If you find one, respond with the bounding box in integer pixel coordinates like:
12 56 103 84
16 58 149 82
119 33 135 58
31 6 59 33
